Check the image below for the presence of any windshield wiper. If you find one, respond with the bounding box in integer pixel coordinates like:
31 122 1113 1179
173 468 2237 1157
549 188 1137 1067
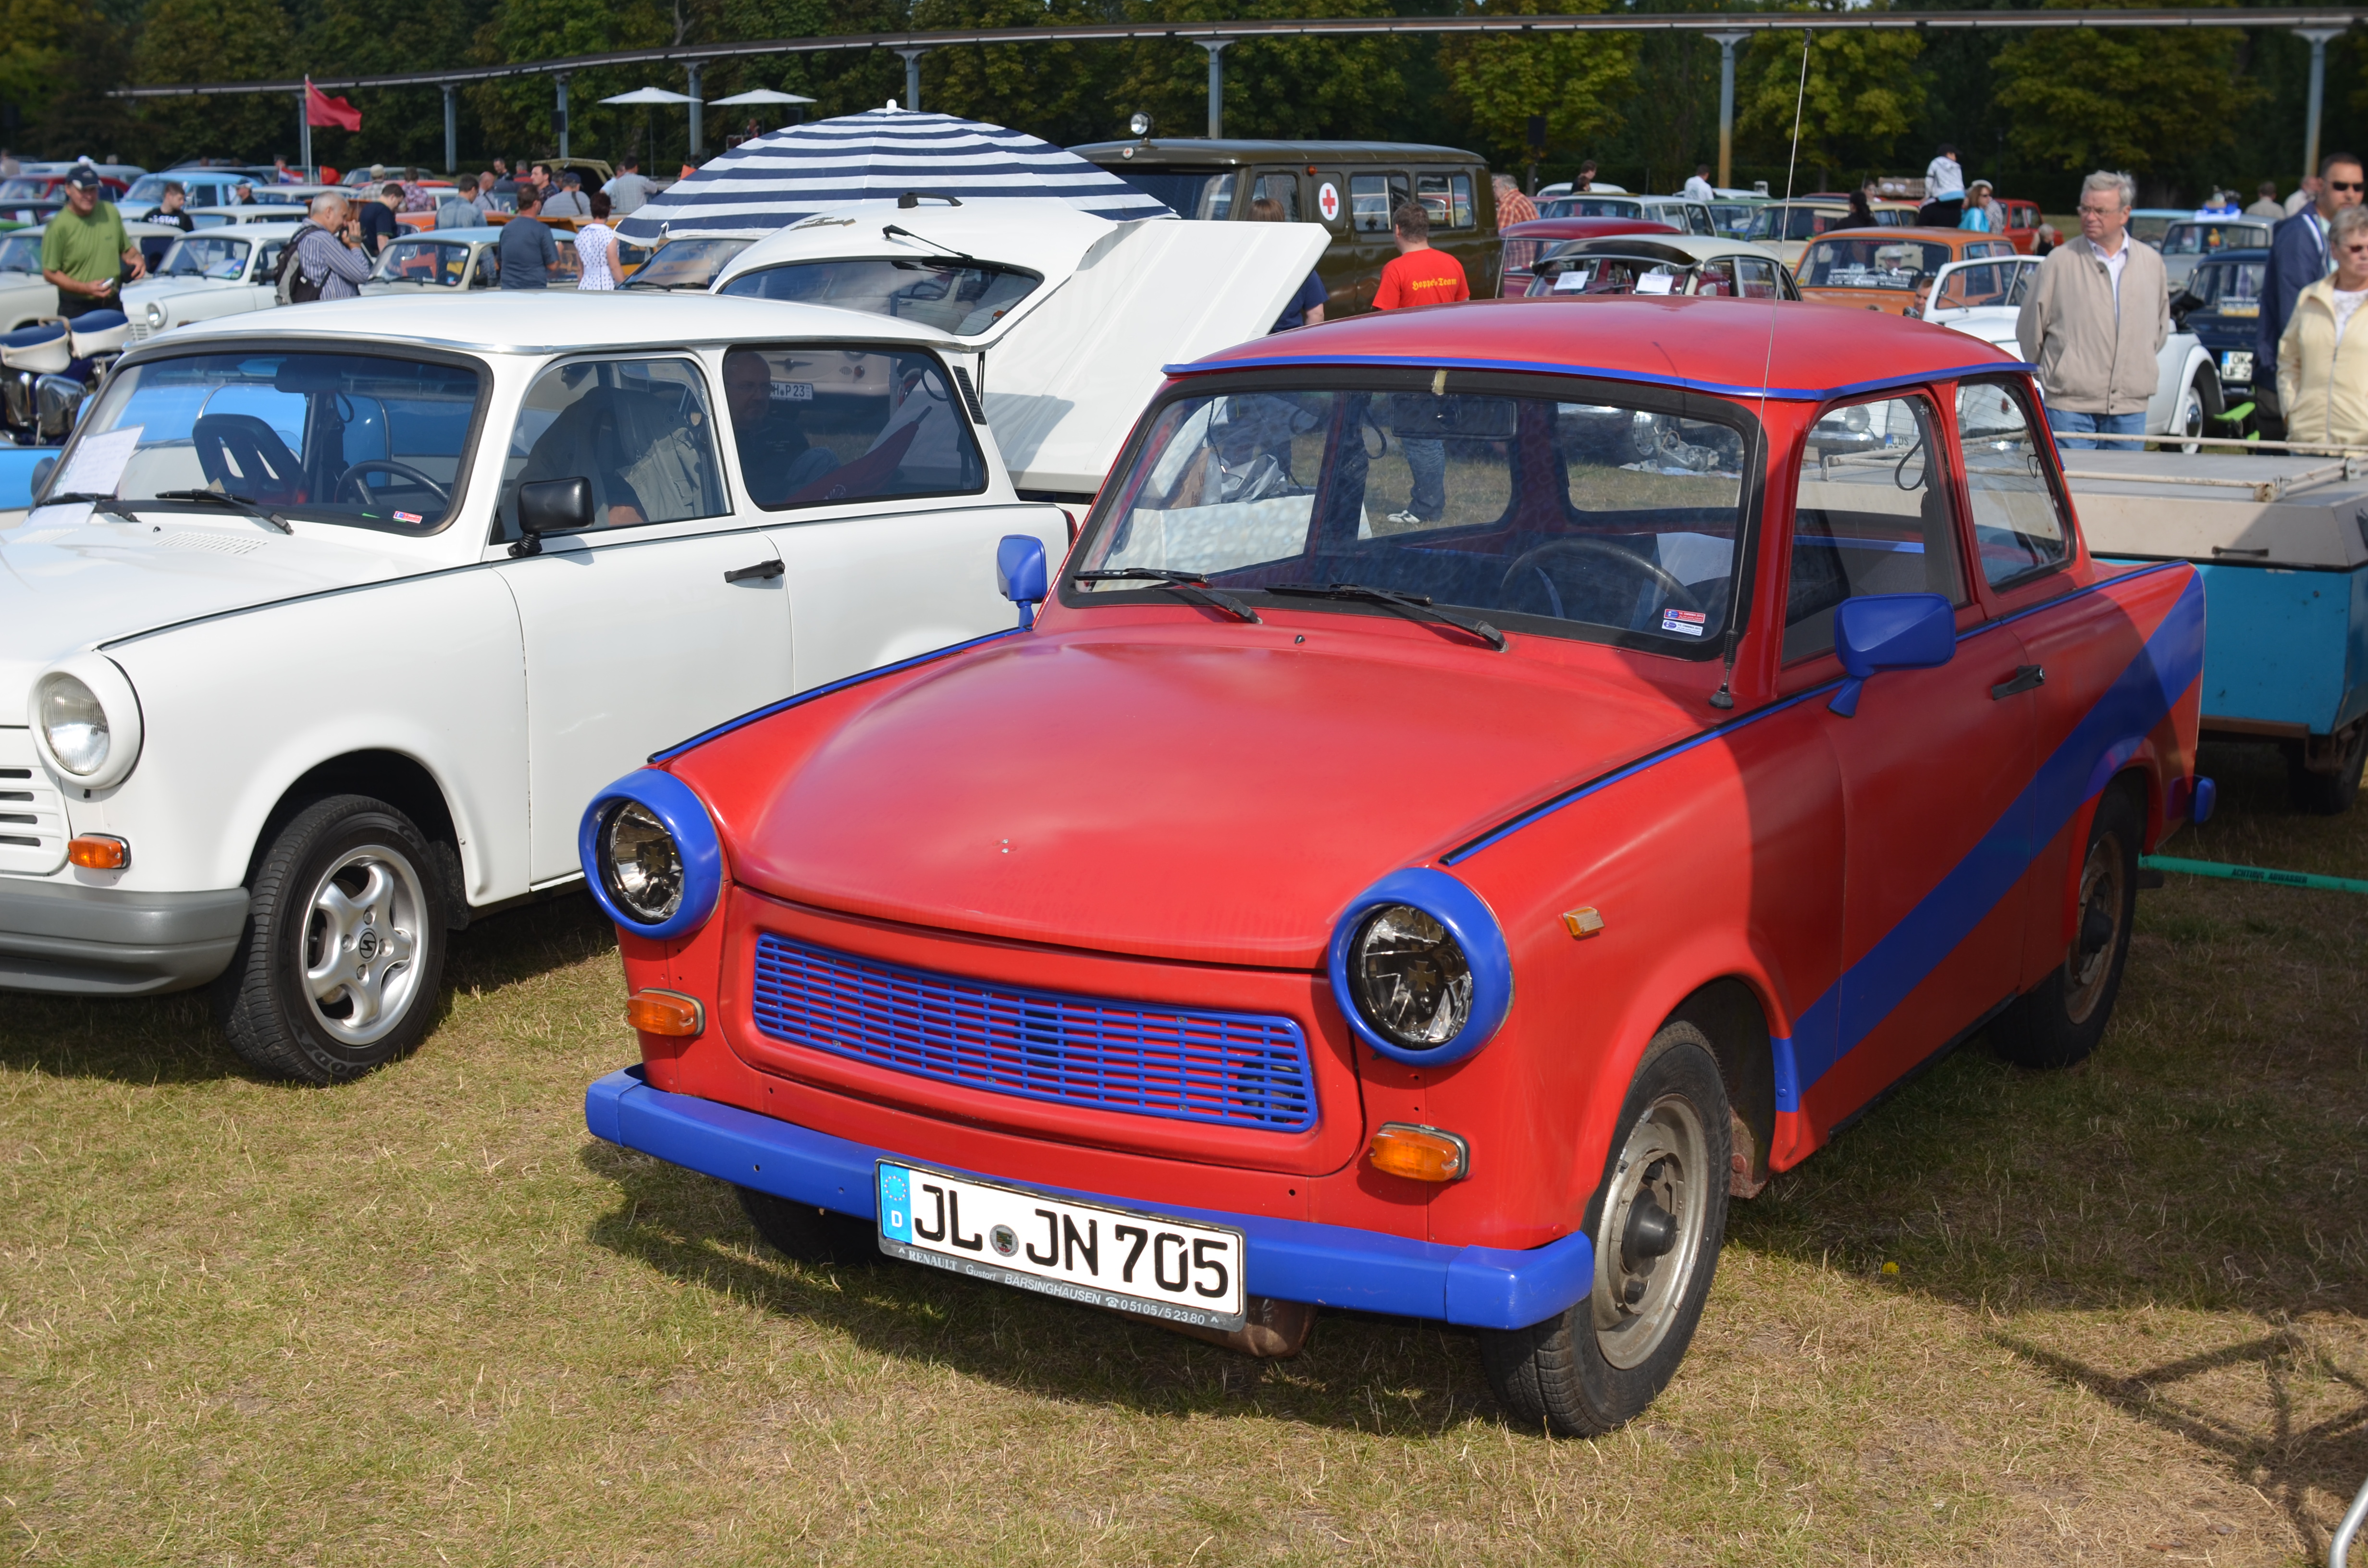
1074 567 1261 624
1266 582 1507 650
36 491 136 520
149 488 293 533
882 223 978 266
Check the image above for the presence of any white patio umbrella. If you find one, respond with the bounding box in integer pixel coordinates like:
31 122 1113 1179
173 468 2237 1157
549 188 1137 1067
709 89 816 106
599 86 701 172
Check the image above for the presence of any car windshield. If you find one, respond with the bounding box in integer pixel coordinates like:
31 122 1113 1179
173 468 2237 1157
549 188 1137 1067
1116 170 1238 220
56 350 485 532
374 238 472 286
123 175 175 202
160 235 253 280
1542 196 1643 220
2129 214 2176 246
619 236 751 291
1748 206 1845 243
1073 381 1753 652
1708 201 1757 237
2190 259 2268 309
1529 253 1690 296
2161 221 2271 256
718 258 1042 336
0 178 48 200
0 234 37 272
1801 237 1952 289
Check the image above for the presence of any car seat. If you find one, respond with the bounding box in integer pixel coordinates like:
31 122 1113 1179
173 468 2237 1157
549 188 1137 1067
192 413 303 502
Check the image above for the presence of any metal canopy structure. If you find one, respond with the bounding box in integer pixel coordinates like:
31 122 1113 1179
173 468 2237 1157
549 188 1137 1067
110 7 2366 187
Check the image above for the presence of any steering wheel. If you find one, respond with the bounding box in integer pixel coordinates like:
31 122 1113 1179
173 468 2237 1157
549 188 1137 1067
1499 538 1702 625
333 459 451 510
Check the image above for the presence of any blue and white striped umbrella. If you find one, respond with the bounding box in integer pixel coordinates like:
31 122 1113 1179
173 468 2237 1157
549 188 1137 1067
614 107 1173 243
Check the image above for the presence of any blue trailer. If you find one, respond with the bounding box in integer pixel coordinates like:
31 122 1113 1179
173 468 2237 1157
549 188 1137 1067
2070 450 2368 813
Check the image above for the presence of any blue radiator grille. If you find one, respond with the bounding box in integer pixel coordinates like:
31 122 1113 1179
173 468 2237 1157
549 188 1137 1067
749 932 1317 1132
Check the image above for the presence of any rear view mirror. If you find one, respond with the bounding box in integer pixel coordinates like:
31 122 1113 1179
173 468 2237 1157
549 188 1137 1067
996 534 1048 629
28 453 55 499
509 476 595 557
1828 592 1954 716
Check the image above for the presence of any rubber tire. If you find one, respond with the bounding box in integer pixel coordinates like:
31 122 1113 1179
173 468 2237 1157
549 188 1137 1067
2288 723 2368 815
1991 785 2140 1070
212 795 448 1085
1478 1023 1732 1437
737 1186 879 1268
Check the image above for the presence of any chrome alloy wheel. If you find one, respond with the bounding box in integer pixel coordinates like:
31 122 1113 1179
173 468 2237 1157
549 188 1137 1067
300 847 426 1047
2064 823 2128 1025
1592 1093 1712 1370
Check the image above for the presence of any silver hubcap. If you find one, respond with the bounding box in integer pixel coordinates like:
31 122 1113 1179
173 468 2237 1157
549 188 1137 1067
1592 1092 1710 1369
2064 831 2125 1024
300 847 425 1047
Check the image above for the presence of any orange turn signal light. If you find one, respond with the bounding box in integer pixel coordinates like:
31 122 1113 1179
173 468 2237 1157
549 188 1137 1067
1367 1122 1470 1184
626 990 703 1038
66 835 128 870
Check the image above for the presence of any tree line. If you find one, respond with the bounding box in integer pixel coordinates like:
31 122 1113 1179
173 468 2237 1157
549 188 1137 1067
0 0 2350 209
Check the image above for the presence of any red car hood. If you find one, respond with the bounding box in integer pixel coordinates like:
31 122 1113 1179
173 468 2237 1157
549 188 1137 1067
706 627 1708 969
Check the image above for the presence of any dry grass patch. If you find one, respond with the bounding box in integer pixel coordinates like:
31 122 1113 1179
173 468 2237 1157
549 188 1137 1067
1 739 2363 1564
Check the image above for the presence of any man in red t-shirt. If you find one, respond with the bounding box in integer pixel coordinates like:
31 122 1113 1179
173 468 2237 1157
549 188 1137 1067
1373 203 1469 523
1372 202 1469 311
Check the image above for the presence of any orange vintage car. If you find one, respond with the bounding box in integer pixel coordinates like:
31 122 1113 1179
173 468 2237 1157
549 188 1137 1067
1795 228 2020 316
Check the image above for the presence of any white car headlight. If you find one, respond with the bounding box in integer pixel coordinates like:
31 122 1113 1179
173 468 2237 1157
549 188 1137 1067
30 653 142 789
144 301 164 327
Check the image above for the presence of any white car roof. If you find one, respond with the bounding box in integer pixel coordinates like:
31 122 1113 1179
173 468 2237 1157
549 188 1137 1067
171 221 305 239
713 198 1123 295
126 291 970 357
1551 234 1788 264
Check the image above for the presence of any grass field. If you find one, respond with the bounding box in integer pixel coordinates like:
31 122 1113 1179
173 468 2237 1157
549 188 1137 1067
2 740 2363 1566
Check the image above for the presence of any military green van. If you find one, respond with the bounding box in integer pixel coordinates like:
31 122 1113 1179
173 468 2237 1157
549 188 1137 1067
1067 139 1499 315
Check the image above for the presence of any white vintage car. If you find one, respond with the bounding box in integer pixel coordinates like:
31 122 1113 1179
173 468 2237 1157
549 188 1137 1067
1922 254 2222 444
121 223 303 342
0 268 1309 1082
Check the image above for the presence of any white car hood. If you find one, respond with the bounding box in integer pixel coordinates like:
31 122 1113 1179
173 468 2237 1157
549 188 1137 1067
124 277 257 304
0 511 433 716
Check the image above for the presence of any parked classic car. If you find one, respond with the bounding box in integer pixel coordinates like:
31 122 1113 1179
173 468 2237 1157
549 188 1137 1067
120 224 300 341
622 237 754 293
1519 234 1798 300
1797 228 2019 314
121 169 255 220
360 229 516 293
1745 199 1920 267
1497 216 1679 295
578 295 2204 1437
2127 209 2189 248
1921 254 2224 445
2158 219 2275 293
1538 192 1713 235
0 221 189 327
2171 248 2269 410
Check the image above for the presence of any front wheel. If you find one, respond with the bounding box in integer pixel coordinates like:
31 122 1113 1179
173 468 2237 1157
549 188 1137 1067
1991 785 2140 1069
1478 1023 1731 1436
213 795 448 1084
2288 721 2368 815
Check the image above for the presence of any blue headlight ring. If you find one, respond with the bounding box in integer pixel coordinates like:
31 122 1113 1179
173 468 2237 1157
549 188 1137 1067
1327 867 1514 1067
577 768 725 941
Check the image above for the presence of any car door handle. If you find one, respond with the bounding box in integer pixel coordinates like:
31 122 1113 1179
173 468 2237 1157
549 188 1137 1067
723 558 784 584
1990 664 2045 700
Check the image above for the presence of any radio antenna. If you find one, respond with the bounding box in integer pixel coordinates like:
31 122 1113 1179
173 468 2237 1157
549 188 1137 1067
1709 25 1810 713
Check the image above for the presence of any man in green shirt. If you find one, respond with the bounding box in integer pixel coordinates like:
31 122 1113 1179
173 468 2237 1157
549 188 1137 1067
41 165 144 319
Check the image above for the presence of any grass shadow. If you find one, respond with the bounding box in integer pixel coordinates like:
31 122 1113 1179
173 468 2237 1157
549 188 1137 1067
0 890 617 1086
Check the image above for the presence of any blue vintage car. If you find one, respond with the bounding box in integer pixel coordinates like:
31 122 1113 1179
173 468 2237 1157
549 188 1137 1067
2172 247 2269 419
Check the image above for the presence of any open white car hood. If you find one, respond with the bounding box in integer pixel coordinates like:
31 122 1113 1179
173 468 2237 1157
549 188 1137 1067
713 200 1329 497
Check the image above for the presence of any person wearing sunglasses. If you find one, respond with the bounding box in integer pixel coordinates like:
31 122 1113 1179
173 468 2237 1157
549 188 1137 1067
2259 150 2365 438
2275 201 2368 448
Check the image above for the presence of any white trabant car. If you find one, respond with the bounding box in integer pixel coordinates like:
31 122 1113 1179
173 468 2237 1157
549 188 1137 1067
0 277 1311 1082
0 223 210 329
122 224 302 341
1921 254 2223 443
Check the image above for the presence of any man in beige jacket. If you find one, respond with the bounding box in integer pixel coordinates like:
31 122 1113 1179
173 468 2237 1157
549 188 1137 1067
2015 170 2169 449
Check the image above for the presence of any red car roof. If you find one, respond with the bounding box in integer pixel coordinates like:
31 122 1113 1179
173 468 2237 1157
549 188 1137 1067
1174 295 2025 403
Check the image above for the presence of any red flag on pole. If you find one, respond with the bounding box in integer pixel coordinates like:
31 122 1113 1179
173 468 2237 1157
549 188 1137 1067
304 78 361 132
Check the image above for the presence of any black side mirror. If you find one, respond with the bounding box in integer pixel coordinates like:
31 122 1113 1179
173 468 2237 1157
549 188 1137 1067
509 475 594 556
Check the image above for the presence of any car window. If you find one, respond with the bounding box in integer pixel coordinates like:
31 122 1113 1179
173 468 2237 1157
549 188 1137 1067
1118 170 1239 220
498 356 727 537
1350 172 1411 234
618 235 750 292
1694 259 1738 297
2191 260 2266 311
1417 172 1475 230
1736 257 1785 299
1251 172 1299 220
1542 196 1644 221
1932 260 2020 310
0 234 38 273
1957 380 2069 589
1531 253 1686 297
719 258 1041 337
1786 394 1965 662
1079 384 1752 652
719 345 985 512
377 239 471 286
1801 238 1953 291
160 235 253 280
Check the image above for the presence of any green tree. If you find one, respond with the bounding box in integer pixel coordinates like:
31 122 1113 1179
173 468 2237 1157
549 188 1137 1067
298 0 490 171
0 0 138 161
1738 4 1924 179
1437 0 1635 171
1992 0 2256 176
908 0 1115 145
132 0 301 164
1109 0 1409 146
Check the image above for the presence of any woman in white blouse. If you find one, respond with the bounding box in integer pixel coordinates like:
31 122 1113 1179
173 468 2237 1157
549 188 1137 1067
2278 201 2368 447
574 192 621 291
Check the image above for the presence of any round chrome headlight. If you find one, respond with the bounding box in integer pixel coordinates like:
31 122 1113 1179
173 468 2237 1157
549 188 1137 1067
1350 903 1473 1048
144 301 164 328
600 801 683 924
37 672 109 776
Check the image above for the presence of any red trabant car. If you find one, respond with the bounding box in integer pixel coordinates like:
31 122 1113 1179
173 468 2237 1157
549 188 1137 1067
579 299 2206 1435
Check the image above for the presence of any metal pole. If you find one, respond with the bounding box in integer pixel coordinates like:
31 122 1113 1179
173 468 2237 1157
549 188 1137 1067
2330 1470 2368 1568
2299 28 2341 186
1710 32 1747 190
442 85 456 173
687 63 703 158
1198 40 1233 139
298 86 311 178
555 73 569 160
896 48 925 110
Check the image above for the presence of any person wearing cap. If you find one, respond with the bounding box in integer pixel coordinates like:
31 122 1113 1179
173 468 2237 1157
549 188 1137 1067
41 165 143 319
231 180 257 206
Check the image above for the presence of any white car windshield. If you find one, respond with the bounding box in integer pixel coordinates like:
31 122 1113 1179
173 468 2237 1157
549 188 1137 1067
1542 196 1644 220
2161 221 2271 257
160 235 253 280
374 239 473 286
1802 238 1954 290
1074 382 1751 652
0 178 49 200
0 234 38 273
718 258 1042 336
619 236 749 292
54 350 485 532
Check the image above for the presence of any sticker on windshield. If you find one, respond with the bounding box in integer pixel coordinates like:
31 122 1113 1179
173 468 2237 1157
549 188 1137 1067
773 382 814 402
1661 609 1707 637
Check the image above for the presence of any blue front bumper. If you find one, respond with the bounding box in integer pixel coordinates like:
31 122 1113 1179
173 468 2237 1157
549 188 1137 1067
586 1066 1593 1331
